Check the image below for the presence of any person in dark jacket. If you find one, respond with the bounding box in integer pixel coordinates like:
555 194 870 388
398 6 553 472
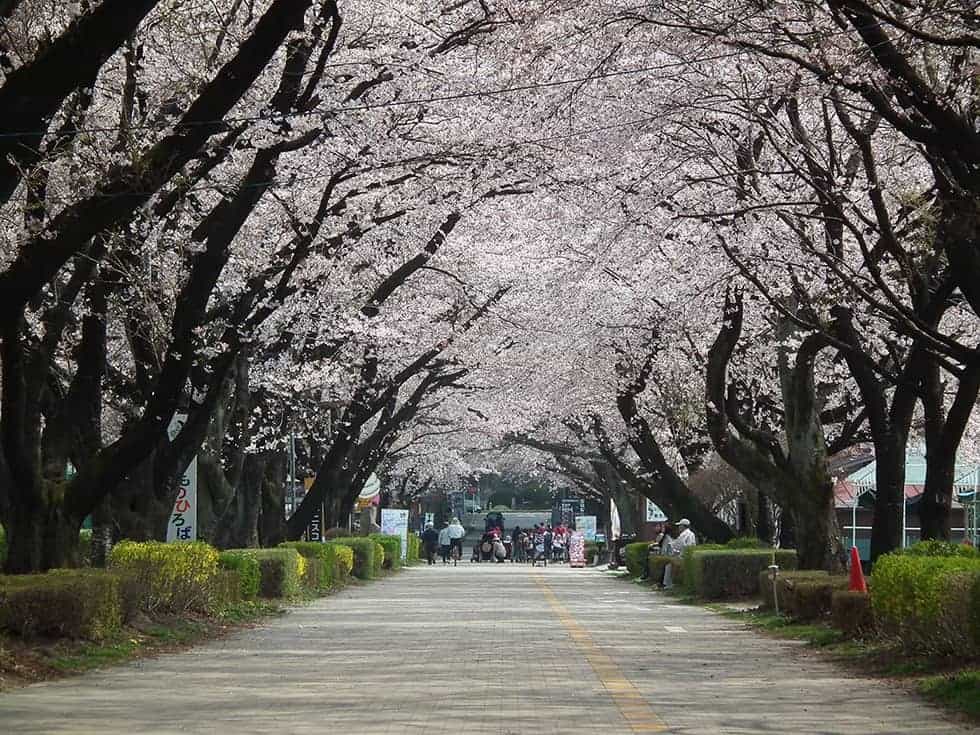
421 523 440 565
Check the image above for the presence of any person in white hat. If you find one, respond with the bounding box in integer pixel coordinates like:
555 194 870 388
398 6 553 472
670 518 697 556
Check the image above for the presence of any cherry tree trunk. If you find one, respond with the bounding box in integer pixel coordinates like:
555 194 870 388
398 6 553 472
919 451 954 541
870 436 907 561
3 493 83 573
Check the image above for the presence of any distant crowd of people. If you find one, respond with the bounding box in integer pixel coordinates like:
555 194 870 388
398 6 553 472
418 513 698 579
474 522 572 565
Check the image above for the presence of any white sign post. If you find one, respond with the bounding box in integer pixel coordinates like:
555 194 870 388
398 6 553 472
380 508 410 560
645 499 667 523
575 515 597 542
166 413 198 542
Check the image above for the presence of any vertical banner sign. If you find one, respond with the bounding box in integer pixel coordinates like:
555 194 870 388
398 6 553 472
568 531 586 567
424 512 434 529
380 509 410 560
307 506 323 542
575 515 597 542
166 414 198 542
645 499 667 523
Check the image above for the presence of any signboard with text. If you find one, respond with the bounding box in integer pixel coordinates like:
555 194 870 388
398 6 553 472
380 509 410 560
166 413 198 542
575 515 597 542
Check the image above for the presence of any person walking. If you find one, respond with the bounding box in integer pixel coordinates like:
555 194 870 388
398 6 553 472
542 526 553 567
511 526 524 562
438 522 452 564
421 522 440 565
448 517 465 564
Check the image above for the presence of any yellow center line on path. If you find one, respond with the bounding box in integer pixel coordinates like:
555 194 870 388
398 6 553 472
533 572 669 733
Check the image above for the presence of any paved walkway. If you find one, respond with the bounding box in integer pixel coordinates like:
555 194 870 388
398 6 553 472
0 563 972 734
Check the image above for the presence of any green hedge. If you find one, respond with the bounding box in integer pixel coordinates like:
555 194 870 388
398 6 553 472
895 540 979 558
218 551 260 599
109 541 219 614
0 570 122 640
369 534 402 570
325 542 354 581
871 553 980 656
648 553 684 587
238 548 303 599
684 548 798 599
624 542 651 577
280 542 339 591
406 532 421 562
371 539 384 576
210 569 243 611
327 537 378 580
783 575 850 620
832 590 874 638
759 570 834 612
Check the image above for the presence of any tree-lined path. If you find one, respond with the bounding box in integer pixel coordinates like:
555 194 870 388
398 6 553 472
0 566 969 734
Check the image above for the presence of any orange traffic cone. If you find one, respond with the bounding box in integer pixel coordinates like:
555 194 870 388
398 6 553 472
848 546 867 593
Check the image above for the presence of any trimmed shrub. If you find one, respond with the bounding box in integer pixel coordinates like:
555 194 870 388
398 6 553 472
109 541 219 614
871 553 980 656
902 540 979 558
324 542 354 581
759 570 832 612
369 534 402 570
323 537 377 580
243 548 303 599
218 551 260 600
895 540 979 558
208 570 243 611
831 590 874 638
624 542 652 578
684 548 798 599
785 576 850 620
0 569 122 640
648 553 684 587
725 537 770 549
371 540 384 576
280 542 338 591
406 532 421 562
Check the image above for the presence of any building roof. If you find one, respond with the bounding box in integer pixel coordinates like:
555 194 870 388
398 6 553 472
833 447 979 508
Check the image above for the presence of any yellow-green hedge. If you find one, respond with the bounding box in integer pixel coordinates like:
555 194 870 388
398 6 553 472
406 532 421 562
325 542 354 580
218 551 260 599
369 534 402 569
242 548 303 599
280 542 339 591
109 541 219 614
871 554 980 656
0 570 122 640
329 537 379 579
